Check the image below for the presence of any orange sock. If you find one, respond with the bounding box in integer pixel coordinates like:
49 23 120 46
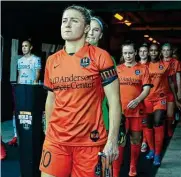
154 126 164 155
113 146 124 177
142 127 147 143
166 119 174 137
145 128 154 151
130 144 141 167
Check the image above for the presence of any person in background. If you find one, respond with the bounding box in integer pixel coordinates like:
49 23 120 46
161 43 181 137
87 15 126 177
8 39 41 146
117 40 151 176
39 5 124 177
144 43 181 166
138 43 150 153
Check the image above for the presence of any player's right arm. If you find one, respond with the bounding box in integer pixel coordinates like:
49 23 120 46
45 91 55 134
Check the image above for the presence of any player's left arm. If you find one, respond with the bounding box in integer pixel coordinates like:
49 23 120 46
98 50 123 164
34 57 42 83
175 61 181 100
169 76 181 109
176 72 181 101
35 69 41 83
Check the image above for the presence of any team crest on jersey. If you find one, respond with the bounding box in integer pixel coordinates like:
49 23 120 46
159 65 164 70
161 100 166 105
90 130 99 142
135 70 141 75
80 57 90 68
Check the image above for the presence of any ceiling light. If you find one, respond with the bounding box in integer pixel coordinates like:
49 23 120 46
144 35 149 38
124 20 129 23
114 13 124 21
148 37 153 41
125 22 132 26
153 40 157 43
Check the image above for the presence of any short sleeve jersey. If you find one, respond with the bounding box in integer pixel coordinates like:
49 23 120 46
117 63 151 117
44 44 117 146
146 60 174 101
164 58 181 91
18 54 41 84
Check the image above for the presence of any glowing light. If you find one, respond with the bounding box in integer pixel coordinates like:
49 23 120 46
125 22 132 26
148 37 153 41
114 13 124 21
144 35 149 38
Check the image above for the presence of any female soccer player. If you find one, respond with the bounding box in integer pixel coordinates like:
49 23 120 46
161 43 181 137
138 43 150 153
145 43 181 166
117 40 151 176
39 5 124 177
8 40 41 146
87 16 125 177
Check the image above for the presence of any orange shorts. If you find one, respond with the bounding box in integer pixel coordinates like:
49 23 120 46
39 139 104 177
166 92 174 102
126 117 143 132
144 98 167 113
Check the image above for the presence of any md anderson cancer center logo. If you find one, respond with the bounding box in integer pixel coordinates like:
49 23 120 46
50 74 95 90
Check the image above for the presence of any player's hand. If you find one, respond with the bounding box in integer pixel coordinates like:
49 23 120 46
118 114 126 146
103 138 119 168
177 91 181 101
176 100 181 111
127 98 140 109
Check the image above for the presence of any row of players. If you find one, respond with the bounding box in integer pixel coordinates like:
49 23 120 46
1 5 181 177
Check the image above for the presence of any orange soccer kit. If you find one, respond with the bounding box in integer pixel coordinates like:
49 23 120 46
117 63 151 131
113 63 151 177
164 58 181 137
144 60 174 155
39 43 118 177
140 62 150 145
164 58 181 103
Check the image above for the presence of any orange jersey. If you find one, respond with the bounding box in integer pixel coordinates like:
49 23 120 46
164 58 181 92
117 63 151 117
44 44 117 146
146 60 174 101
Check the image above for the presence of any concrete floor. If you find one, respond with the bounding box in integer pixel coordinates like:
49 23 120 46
1 120 181 177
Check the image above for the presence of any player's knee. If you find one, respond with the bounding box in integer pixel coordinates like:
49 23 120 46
167 111 174 118
154 120 164 127
130 136 142 145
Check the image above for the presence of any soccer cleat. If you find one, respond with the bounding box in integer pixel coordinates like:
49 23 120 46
146 150 155 160
129 165 137 177
141 142 147 152
8 137 17 146
153 155 161 166
1 142 6 160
